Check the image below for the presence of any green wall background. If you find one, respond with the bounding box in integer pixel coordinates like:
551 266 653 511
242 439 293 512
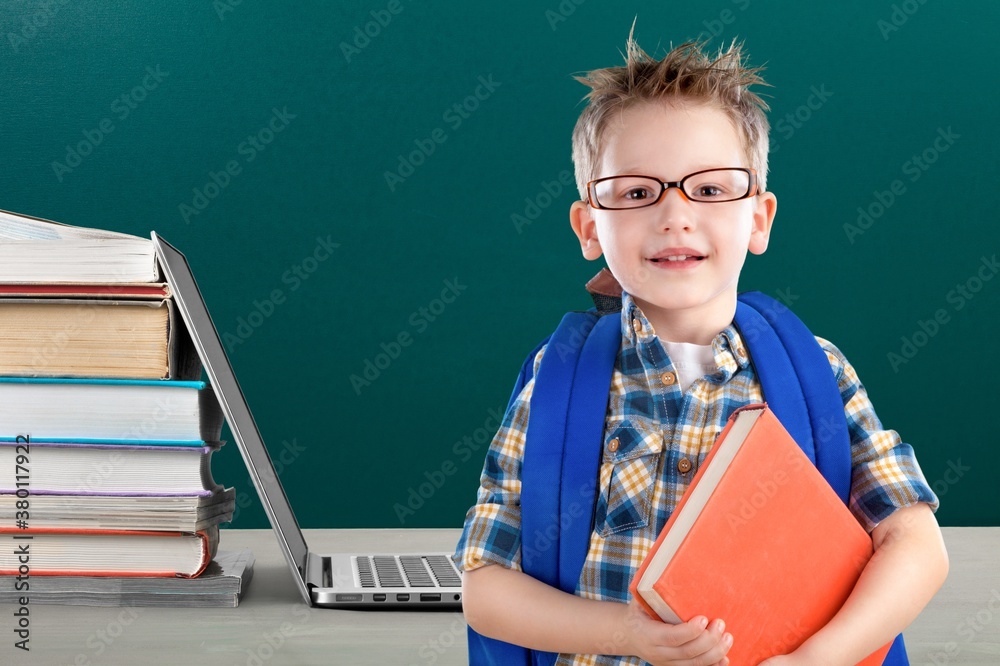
1 1 996 529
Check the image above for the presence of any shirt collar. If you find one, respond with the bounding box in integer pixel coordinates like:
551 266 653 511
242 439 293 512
619 291 752 380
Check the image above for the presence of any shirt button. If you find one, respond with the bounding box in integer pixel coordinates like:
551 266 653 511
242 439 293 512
632 319 643 335
734 344 748 362
608 438 620 453
660 372 676 386
677 458 692 473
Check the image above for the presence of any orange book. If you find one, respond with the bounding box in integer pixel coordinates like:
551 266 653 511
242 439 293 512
0 525 218 578
629 404 891 665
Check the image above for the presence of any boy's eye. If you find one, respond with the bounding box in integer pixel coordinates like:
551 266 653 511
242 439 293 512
623 186 654 201
693 184 726 198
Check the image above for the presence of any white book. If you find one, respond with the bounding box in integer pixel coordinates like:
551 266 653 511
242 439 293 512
0 441 222 494
0 378 223 442
0 488 235 531
0 209 157 283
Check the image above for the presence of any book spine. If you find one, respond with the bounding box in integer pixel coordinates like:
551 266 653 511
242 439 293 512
628 404 759 621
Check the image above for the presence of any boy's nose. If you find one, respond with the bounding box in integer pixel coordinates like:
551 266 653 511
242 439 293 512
654 187 694 230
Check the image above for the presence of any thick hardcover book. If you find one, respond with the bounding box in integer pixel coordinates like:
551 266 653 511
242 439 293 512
0 525 219 577
0 209 158 284
0 488 235 531
0 298 200 379
0 378 223 442
0 548 253 608
629 404 890 665
0 441 223 494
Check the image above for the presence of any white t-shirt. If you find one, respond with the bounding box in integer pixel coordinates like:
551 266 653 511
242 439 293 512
661 339 717 393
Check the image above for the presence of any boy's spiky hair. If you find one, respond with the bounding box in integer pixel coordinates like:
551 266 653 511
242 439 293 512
570 24 772 201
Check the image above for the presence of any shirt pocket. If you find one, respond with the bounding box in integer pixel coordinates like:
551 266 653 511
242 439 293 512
595 419 664 537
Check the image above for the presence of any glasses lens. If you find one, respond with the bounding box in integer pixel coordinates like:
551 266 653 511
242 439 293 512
683 169 751 202
593 176 662 209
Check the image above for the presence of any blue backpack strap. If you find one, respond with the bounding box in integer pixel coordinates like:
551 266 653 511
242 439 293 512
735 292 850 501
468 311 620 666
525 312 621 592
732 299 817 464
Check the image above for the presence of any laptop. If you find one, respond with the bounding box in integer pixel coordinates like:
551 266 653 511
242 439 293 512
151 233 463 609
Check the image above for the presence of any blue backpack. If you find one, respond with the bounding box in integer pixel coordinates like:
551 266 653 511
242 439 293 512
467 291 908 665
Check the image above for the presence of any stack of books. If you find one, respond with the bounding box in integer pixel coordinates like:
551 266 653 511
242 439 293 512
0 209 248 607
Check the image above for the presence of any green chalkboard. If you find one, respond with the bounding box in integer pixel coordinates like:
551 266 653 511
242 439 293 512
0 1 996 529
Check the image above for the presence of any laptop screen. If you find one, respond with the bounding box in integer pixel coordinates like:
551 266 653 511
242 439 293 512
152 233 312 603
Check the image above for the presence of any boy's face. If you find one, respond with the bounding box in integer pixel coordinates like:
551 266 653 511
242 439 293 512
570 100 777 342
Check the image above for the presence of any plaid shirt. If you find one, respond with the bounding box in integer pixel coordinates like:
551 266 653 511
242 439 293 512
454 291 939 666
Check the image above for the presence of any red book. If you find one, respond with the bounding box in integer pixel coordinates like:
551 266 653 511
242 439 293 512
0 283 169 299
0 526 218 577
629 404 891 665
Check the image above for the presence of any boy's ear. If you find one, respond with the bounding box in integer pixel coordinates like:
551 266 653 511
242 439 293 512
748 191 777 255
570 200 604 260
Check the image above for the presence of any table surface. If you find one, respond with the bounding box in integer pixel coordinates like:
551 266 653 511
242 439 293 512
0 527 996 665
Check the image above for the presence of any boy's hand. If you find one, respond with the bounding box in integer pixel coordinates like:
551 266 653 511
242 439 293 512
621 598 733 665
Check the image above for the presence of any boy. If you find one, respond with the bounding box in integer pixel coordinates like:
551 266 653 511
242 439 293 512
454 33 948 666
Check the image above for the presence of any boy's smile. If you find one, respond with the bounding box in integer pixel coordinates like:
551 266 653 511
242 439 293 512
571 101 777 344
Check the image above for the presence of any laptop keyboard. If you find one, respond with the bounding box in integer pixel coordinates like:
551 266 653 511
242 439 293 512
355 555 462 589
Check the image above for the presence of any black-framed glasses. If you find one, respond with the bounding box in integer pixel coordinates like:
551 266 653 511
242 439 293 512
586 168 760 210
